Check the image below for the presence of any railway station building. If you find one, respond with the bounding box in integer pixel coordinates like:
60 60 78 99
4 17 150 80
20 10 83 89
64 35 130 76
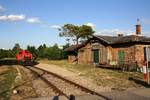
65 23 150 69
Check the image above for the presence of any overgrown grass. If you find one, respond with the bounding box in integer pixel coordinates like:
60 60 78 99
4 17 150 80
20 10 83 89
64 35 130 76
40 59 144 90
0 66 17 100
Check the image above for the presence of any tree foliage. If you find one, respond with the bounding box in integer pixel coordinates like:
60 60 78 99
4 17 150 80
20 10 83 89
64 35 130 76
43 44 62 60
59 24 94 44
0 43 69 60
12 43 21 54
27 45 38 58
0 49 15 58
62 43 70 59
37 44 47 58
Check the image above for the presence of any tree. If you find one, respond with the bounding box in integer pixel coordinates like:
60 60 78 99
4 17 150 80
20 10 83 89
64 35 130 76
62 43 70 59
12 43 20 51
12 43 21 55
27 45 38 58
7 49 15 58
59 24 94 44
43 44 62 60
0 49 15 58
0 49 6 58
80 25 95 39
37 44 47 58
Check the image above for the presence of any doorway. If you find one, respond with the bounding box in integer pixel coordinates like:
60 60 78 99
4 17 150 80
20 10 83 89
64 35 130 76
118 50 125 64
93 50 99 63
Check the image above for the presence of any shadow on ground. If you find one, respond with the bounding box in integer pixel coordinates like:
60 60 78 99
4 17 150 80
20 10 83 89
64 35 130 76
129 77 150 88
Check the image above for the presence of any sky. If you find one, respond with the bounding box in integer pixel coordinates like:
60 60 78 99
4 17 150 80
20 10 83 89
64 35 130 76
0 0 150 49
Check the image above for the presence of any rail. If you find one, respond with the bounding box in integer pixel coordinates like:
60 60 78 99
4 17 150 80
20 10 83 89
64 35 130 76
25 66 70 99
31 66 111 100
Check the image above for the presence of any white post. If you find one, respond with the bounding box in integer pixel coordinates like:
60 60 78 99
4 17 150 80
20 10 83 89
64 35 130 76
146 46 150 84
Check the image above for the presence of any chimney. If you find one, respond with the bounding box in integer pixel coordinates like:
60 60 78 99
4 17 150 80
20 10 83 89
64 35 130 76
135 18 141 35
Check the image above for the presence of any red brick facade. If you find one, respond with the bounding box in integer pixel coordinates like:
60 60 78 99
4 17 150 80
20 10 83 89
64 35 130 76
77 40 149 67
65 34 150 68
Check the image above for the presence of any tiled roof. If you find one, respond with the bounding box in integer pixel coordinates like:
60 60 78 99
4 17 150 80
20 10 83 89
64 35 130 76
64 44 83 51
94 35 150 44
64 35 150 52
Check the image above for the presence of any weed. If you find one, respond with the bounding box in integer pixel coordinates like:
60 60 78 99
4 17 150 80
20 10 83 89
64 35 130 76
40 59 144 90
0 66 16 100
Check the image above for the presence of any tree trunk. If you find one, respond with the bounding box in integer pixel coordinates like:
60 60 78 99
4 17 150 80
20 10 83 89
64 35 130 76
76 37 79 45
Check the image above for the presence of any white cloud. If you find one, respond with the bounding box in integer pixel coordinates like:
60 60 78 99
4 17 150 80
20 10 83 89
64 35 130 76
0 14 25 21
97 29 133 36
85 23 95 27
50 23 94 30
26 17 41 23
8 15 25 21
0 5 5 12
0 16 7 20
50 25 61 29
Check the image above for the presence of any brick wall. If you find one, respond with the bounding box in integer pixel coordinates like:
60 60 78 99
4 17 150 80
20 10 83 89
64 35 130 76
108 45 148 67
108 45 136 65
77 40 149 67
78 43 92 64
78 42 107 65
135 45 145 67
68 55 77 63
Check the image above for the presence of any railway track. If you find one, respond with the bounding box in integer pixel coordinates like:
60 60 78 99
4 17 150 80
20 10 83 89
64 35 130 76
23 66 111 100
0 58 38 66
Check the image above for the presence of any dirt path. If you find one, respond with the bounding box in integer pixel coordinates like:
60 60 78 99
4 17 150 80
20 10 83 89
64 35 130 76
35 63 111 93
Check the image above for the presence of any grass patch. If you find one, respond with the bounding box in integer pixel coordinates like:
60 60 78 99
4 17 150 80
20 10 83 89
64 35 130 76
40 59 144 90
0 66 17 100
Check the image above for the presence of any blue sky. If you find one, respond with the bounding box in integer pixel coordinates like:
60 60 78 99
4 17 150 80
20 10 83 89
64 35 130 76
0 0 150 49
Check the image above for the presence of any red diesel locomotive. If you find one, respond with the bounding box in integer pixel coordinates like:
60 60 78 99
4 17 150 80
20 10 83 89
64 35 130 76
16 50 33 66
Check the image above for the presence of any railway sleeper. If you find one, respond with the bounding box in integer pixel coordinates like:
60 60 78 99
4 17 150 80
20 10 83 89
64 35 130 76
32 67 111 100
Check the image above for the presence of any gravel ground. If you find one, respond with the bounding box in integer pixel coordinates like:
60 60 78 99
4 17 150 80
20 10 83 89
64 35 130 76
11 66 57 100
10 64 150 100
32 78 56 96
9 64 150 100
29 66 88 95
10 65 37 100
44 73 87 95
35 63 111 93
18 66 57 97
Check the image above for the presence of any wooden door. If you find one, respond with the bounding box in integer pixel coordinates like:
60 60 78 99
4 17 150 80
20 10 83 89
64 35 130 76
93 50 99 63
118 50 125 64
